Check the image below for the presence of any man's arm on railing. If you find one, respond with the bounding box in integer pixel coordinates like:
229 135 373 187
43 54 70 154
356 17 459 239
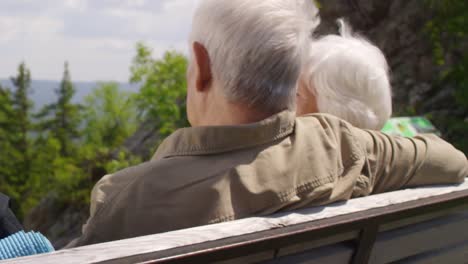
351 127 468 195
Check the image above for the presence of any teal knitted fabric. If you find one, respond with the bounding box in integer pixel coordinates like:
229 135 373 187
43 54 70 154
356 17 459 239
0 231 54 260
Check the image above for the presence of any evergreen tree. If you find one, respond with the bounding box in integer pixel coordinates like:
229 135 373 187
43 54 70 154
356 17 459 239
0 85 16 191
0 62 35 217
0 85 14 140
37 62 81 156
10 62 33 188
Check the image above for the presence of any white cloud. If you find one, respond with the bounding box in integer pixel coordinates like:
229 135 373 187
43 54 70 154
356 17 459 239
64 0 88 11
0 0 198 81
126 0 147 8
0 17 20 43
0 16 63 43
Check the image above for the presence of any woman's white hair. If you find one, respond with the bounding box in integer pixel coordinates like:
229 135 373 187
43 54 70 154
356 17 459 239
304 19 392 130
190 0 320 114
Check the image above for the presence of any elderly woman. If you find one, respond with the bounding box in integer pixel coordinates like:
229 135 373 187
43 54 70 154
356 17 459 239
297 19 392 130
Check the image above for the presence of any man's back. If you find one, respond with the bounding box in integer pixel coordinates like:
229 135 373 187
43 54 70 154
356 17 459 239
71 112 467 246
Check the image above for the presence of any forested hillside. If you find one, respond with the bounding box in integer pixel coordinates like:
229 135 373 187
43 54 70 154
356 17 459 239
0 80 138 111
0 45 188 247
0 0 466 248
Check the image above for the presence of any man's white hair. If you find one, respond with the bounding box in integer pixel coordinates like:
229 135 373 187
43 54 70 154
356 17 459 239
304 19 392 130
190 0 320 113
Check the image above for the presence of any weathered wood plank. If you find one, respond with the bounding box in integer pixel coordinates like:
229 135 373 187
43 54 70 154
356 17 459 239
3 182 468 264
215 250 276 264
351 221 379 264
262 243 354 264
379 203 468 232
276 231 357 258
216 232 358 264
397 239 468 264
369 211 468 264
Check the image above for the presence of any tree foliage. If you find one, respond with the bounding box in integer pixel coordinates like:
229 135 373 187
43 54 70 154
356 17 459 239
36 62 81 157
425 0 468 153
0 63 143 218
83 82 138 149
0 63 35 217
130 43 189 137
10 62 33 181
0 43 190 220
0 86 17 198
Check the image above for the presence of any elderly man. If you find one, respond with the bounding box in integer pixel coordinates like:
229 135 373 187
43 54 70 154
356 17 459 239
69 0 467 247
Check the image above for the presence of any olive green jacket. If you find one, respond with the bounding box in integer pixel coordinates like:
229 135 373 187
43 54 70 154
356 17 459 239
70 111 467 247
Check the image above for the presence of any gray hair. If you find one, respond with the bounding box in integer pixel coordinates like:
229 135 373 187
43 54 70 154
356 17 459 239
190 0 320 114
303 19 392 130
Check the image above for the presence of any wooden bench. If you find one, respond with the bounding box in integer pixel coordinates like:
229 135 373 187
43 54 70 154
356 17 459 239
5 181 468 264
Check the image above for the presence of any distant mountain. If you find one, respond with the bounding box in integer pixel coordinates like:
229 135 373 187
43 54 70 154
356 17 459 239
0 79 140 110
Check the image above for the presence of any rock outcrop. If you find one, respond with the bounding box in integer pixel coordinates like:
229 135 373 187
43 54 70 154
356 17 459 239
23 193 88 249
316 0 465 126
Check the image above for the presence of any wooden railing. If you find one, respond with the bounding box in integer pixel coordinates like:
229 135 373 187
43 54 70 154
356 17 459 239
4 181 468 264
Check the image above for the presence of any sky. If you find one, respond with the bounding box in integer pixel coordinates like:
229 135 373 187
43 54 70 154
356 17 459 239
0 0 199 82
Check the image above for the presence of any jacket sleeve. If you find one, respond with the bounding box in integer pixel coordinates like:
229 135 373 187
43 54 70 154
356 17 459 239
350 127 467 194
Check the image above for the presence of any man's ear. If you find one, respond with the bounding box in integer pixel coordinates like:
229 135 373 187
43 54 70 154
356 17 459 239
192 41 212 92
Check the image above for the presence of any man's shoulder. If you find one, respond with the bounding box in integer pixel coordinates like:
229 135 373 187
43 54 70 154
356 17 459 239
97 155 208 195
97 157 192 189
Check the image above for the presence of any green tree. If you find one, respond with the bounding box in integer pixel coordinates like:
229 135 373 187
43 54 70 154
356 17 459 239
5 62 34 217
36 62 81 156
82 82 138 149
130 43 189 137
425 0 468 153
0 85 17 195
11 62 33 167
78 82 140 185
0 85 14 141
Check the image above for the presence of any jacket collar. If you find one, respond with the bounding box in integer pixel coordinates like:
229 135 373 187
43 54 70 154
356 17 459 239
152 110 296 159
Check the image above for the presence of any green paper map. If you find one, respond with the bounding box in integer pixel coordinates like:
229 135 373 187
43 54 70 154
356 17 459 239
382 117 440 137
